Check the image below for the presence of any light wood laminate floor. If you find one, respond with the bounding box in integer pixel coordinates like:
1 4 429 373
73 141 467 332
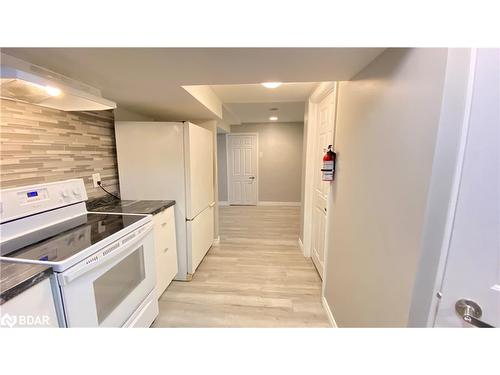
152 205 329 327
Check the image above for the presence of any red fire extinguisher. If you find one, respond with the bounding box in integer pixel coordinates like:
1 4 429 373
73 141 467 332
321 145 336 181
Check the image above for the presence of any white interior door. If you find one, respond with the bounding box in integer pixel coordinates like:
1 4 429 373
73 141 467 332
311 90 336 279
434 49 499 328
227 133 258 205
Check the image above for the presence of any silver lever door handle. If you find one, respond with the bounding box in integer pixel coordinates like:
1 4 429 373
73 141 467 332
455 299 494 328
463 314 494 328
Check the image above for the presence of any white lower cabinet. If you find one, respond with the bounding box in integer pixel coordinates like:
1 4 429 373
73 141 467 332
152 206 178 298
0 277 60 327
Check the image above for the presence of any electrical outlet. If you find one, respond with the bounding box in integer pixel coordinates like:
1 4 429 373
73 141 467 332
92 173 101 188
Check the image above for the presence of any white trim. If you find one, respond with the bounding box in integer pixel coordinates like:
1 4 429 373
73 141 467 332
302 100 317 258
257 201 301 207
322 296 337 328
213 236 220 245
310 82 336 103
218 201 230 206
226 132 259 205
297 238 304 253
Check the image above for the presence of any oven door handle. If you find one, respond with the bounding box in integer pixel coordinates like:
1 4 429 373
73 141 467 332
58 222 153 286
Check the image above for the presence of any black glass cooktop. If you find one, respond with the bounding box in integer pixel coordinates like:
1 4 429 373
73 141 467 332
1 213 145 263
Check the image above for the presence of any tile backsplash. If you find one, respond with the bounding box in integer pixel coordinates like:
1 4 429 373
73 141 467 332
0 98 119 199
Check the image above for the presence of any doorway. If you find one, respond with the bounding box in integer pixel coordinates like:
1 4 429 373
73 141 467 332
226 133 259 205
433 49 499 328
303 84 337 279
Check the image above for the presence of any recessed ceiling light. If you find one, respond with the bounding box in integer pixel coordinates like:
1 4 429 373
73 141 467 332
269 116 278 121
261 82 282 89
45 86 62 97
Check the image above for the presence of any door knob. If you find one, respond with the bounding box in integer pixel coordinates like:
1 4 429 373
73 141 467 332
455 299 494 328
248 176 255 180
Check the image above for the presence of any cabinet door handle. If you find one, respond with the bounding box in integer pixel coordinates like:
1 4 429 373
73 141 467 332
163 247 169 253
161 222 167 227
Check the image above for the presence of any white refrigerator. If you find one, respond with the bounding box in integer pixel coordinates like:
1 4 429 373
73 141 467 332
114 121 214 281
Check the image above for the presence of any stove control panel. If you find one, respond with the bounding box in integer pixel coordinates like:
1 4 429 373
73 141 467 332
0 179 88 223
17 187 49 205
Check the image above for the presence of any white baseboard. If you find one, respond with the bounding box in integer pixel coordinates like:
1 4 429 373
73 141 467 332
257 201 301 207
322 296 337 328
218 201 229 206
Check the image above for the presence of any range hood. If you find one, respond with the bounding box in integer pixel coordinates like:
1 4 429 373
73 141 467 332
0 53 116 111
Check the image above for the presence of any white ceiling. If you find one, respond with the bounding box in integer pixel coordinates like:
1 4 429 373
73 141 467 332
209 82 316 124
225 102 306 124
210 82 317 103
1 48 384 121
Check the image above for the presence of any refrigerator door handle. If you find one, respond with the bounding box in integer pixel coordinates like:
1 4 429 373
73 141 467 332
186 203 215 221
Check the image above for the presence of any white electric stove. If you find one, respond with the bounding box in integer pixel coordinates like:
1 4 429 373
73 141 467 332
0 179 159 327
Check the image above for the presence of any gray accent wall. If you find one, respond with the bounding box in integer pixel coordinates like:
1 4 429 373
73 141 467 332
0 98 119 198
230 122 304 203
323 49 448 327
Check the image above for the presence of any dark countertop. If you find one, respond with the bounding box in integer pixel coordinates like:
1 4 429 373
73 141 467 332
86 196 175 215
0 261 53 305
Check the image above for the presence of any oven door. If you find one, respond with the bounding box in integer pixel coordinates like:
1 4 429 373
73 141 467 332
58 222 156 327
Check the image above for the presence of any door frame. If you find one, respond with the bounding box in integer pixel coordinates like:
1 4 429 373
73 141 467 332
302 82 337 262
225 132 259 205
407 49 478 327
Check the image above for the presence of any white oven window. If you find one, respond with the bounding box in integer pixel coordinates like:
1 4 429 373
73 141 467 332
93 245 146 324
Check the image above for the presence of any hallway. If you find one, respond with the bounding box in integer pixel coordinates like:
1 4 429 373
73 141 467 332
153 205 329 327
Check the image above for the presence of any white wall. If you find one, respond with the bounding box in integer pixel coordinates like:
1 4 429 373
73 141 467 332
323 48 449 327
217 134 228 201
183 85 223 119
114 106 154 121
230 122 304 203
299 103 309 241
